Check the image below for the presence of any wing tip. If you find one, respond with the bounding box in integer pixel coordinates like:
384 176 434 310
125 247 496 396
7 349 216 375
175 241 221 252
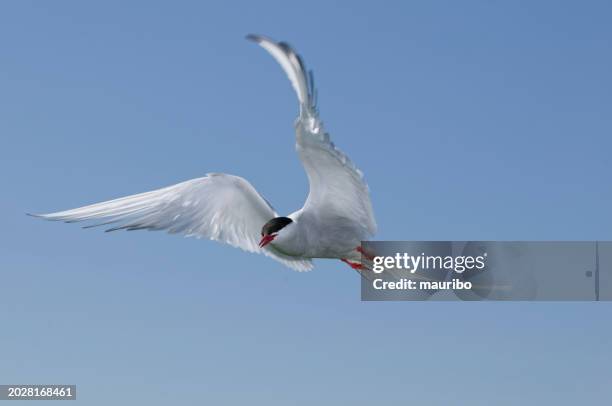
245 33 316 114
27 212 52 220
27 212 77 223
245 33 265 44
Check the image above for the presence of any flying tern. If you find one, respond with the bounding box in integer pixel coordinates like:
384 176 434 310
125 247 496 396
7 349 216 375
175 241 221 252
32 34 377 271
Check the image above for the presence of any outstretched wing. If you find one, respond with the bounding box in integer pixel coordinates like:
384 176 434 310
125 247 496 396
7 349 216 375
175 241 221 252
32 173 313 271
247 35 376 240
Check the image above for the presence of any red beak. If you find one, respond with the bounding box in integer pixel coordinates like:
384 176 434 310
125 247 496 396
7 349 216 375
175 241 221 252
259 234 276 248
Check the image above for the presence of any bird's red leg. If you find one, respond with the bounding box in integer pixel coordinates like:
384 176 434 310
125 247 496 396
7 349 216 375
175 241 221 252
355 246 375 261
341 258 364 270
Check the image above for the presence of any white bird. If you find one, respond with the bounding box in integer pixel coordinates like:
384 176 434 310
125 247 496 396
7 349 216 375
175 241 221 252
32 35 377 272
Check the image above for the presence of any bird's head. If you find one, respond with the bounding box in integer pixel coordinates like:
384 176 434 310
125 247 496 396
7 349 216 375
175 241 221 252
259 217 293 248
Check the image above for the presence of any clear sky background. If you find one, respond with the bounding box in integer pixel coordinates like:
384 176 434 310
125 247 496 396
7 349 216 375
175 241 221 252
1 1 611 404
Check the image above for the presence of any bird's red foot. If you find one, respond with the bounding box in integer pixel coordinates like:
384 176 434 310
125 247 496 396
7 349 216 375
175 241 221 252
355 246 375 261
341 258 364 270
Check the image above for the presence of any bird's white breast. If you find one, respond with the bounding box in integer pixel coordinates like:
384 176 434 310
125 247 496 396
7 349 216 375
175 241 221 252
270 210 363 259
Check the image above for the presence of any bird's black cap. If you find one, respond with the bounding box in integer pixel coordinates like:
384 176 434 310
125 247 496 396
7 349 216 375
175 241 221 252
261 217 293 236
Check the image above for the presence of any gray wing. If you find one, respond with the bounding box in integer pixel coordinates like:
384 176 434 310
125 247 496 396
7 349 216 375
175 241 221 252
32 173 313 271
248 35 376 240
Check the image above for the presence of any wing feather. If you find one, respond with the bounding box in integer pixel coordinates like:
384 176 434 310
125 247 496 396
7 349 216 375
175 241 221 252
32 173 313 271
248 35 377 239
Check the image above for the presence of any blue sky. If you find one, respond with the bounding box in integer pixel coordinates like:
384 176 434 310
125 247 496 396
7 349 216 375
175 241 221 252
1 0 611 404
